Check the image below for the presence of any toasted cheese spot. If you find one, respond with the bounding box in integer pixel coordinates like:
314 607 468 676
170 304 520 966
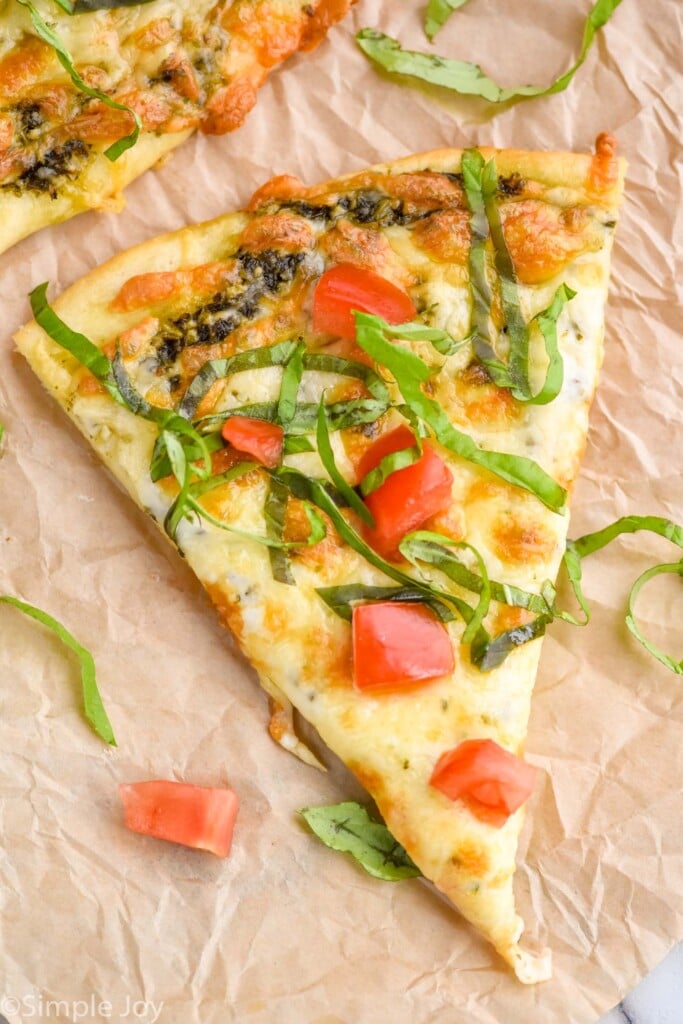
210 445 250 476
492 604 534 634
202 78 259 134
438 362 521 430
491 512 556 566
0 36 53 101
159 53 201 102
425 506 467 543
224 1 304 67
319 219 415 288
240 212 315 253
283 500 345 573
247 174 307 211
111 261 234 312
129 18 176 51
76 370 106 397
205 581 246 643
67 103 137 144
0 115 13 152
347 761 387 805
370 171 464 213
145 383 173 409
588 131 619 199
450 840 490 877
501 200 598 285
300 0 355 50
118 316 159 358
412 209 470 265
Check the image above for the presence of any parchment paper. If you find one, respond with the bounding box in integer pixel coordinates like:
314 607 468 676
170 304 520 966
0 2 681 1022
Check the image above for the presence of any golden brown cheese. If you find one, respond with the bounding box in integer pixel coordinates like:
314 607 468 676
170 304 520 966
15 140 625 984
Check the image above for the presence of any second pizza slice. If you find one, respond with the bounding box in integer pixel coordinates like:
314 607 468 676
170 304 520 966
15 135 624 982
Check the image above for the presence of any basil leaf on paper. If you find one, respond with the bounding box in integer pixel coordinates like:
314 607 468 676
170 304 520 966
0 596 116 745
354 312 567 512
357 0 624 104
300 802 422 881
424 0 471 41
17 0 141 160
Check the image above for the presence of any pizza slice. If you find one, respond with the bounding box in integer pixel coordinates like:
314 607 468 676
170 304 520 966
0 0 355 255
15 135 625 982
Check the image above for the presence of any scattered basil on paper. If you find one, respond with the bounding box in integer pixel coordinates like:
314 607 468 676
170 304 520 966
300 802 422 881
0 596 116 745
358 0 624 105
424 0 471 41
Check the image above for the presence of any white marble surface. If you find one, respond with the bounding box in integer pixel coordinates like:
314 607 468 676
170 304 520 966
599 945 683 1024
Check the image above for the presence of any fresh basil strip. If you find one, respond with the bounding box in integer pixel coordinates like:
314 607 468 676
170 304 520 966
283 435 315 455
162 431 194 539
300 802 421 881
399 532 550 614
265 477 295 585
0 596 116 745
372 315 472 359
273 466 457 622
277 342 306 427
183 347 391 430
17 0 141 160
424 0 470 41
359 439 421 498
316 584 455 624
30 282 121 401
461 150 573 405
357 0 623 104
197 397 389 436
470 612 552 672
626 562 683 675
151 432 224 483
316 400 373 526
72 0 157 11
354 312 567 512
179 341 298 419
399 533 491 645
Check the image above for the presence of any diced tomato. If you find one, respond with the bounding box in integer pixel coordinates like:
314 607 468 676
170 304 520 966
119 780 240 857
312 263 416 341
221 416 284 468
352 602 454 693
429 739 537 828
360 428 454 557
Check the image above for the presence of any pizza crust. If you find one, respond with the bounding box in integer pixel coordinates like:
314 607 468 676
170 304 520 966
15 140 625 981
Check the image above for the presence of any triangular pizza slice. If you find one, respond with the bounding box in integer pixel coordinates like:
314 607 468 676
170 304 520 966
15 135 625 982
0 0 355 256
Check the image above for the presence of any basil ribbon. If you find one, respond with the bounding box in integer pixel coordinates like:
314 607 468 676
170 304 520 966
358 0 624 105
300 802 421 881
17 0 140 160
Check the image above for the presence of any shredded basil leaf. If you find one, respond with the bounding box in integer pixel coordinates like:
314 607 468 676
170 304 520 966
283 435 315 455
179 341 298 420
316 400 373 526
273 466 457 622
359 437 422 498
300 802 421 881
0 596 116 745
354 312 567 512
72 0 157 11
30 282 121 401
17 0 140 160
461 149 574 405
316 583 455 624
277 342 306 427
626 562 683 675
265 477 295 585
424 0 470 41
357 0 624 104
470 611 552 671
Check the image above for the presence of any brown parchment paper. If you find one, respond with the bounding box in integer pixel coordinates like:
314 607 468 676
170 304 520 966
0 2 681 1022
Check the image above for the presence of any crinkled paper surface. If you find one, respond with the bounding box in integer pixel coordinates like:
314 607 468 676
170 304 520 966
0 2 681 1022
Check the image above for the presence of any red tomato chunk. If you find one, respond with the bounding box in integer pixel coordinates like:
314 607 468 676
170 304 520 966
312 263 416 341
352 602 455 693
360 428 454 558
221 416 284 468
119 780 240 857
430 739 537 828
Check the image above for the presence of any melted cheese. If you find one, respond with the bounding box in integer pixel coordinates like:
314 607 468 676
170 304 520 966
14 143 625 983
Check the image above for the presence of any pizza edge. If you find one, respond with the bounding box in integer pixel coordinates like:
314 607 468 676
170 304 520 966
14 141 625 985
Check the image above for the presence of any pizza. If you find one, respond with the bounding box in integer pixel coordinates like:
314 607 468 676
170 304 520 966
15 134 625 982
0 0 355 255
